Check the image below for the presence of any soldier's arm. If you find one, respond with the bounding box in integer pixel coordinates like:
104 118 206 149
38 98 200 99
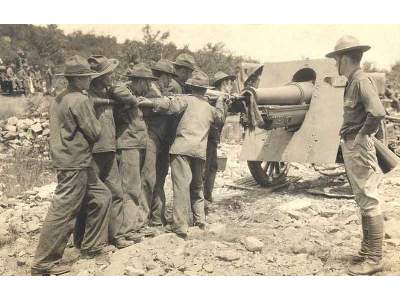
211 95 227 126
108 85 138 106
139 96 188 115
93 98 117 105
71 97 102 144
359 79 386 135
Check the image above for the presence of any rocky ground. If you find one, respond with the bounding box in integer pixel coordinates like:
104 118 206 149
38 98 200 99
1 141 400 276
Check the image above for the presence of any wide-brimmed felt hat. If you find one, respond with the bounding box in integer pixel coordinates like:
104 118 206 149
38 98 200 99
326 35 371 58
243 64 263 87
212 71 236 87
56 55 98 77
173 53 196 71
126 63 157 80
88 55 119 78
185 69 214 89
151 59 177 77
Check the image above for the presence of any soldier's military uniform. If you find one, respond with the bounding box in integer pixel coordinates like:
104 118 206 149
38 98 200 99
31 56 111 275
74 56 139 249
140 70 225 238
149 59 182 225
113 68 148 238
326 36 386 275
125 64 165 228
203 71 234 203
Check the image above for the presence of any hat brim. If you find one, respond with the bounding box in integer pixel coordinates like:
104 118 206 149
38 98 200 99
213 75 237 87
126 74 158 81
326 45 371 58
173 62 195 71
91 59 119 78
151 67 178 78
186 83 214 90
55 72 99 77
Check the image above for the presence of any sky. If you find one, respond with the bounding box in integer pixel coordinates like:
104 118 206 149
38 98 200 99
58 24 400 70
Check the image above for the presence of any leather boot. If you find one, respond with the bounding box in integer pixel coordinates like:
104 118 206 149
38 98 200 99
348 215 384 276
350 215 369 264
31 264 70 276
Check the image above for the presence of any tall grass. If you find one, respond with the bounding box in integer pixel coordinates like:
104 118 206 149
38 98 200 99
0 95 28 120
0 148 55 197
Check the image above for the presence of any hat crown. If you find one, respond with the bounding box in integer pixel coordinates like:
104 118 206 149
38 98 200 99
326 35 371 58
153 59 175 75
88 55 118 74
174 53 196 70
64 55 94 76
334 35 362 52
186 69 210 88
128 63 154 78
213 71 236 84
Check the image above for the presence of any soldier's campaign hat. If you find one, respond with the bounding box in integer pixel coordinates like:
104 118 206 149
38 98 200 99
243 64 263 87
326 35 371 58
56 55 98 77
88 55 119 78
185 69 214 89
212 71 236 87
126 63 158 80
173 53 196 71
151 59 177 77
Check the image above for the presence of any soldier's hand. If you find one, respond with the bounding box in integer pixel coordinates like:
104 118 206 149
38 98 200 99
137 99 155 108
354 133 374 150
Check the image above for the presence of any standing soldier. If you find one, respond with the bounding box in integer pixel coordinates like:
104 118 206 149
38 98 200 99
125 63 163 230
45 64 54 95
326 35 386 275
138 70 225 239
113 64 152 239
31 55 111 275
33 64 43 92
203 71 234 204
150 59 180 225
73 55 140 250
6 63 17 94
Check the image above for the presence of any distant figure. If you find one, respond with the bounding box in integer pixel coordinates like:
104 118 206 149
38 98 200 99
45 64 54 95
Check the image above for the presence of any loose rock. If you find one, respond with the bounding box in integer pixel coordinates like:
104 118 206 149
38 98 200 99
243 236 264 252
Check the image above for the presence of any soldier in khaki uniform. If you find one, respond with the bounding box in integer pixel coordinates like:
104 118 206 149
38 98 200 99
139 70 225 239
326 35 386 275
73 55 141 249
113 64 153 239
150 59 181 225
203 71 234 204
31 55 111 275
126 63 164 230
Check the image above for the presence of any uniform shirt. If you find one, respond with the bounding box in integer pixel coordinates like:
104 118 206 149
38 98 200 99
168 78 184 94
113 85 148 150
205 89 228 144
140 84 173 147
341 68 386 136
88 87 116 153
50 88 101 170
153 95 225 160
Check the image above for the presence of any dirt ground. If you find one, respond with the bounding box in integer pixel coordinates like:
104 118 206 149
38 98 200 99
1 141 400 276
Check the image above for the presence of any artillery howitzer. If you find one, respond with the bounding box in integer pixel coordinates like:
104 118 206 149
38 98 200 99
224 59 400 186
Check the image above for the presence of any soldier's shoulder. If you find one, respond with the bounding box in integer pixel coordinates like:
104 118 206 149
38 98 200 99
62 90 90 104
168 79 183 93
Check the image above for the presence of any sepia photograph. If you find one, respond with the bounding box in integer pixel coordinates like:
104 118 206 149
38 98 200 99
1 4 400 294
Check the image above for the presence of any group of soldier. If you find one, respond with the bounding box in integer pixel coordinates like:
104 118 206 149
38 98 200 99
0 49 53 95
29 34 389 277
30 52 236 275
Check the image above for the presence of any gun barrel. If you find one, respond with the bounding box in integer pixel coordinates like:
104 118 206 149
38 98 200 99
243 82 314 106
373 137 400 173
